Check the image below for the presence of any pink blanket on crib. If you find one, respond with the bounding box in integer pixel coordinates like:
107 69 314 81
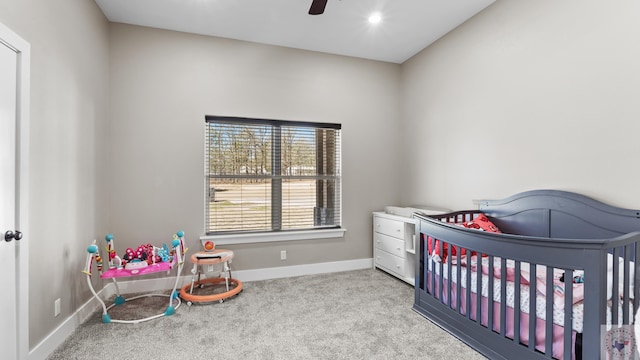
451 255 585 307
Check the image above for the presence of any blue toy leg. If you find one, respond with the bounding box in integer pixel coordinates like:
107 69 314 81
102 314 111 323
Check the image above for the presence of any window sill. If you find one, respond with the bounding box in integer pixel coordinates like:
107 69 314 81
200 228 347 245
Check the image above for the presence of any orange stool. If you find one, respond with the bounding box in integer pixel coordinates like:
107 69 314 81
179 249 242 304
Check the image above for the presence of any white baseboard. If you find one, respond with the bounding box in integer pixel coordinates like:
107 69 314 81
234 258 373 282
29 285 114 360
84 258 374 293
29 258 373 360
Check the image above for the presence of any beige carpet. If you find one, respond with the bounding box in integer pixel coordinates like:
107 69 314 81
47 269 486 360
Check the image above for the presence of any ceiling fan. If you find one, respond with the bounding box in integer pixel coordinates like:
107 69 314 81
309 0 328 15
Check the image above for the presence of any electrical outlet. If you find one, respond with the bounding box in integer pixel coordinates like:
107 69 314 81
280 250 287 260
54 298 61 317
207 264 214 272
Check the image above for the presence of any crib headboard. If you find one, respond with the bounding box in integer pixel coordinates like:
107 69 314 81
475 189 640 239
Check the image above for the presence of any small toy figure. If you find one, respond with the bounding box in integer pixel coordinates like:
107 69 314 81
105 234 122 269
157 244 170 262
95 253 103 272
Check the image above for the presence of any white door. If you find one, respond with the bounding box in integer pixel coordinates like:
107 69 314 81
0 35 19 360
0 21 28 359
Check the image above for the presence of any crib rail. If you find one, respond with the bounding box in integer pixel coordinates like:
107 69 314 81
413 211 640 360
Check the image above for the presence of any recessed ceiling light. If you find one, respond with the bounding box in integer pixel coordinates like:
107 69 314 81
368 12 382 25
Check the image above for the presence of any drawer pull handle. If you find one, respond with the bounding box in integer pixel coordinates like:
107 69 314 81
397 247 401 251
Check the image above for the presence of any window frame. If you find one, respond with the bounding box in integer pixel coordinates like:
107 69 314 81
202 115 345 243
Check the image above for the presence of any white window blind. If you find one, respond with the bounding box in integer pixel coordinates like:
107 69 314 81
205 116 341 235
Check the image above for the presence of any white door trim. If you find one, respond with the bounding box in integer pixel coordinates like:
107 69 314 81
0 21 30 360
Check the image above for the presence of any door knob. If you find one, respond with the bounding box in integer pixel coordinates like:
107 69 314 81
4 230 22 242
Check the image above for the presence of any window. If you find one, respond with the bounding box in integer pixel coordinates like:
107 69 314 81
205 116 341 236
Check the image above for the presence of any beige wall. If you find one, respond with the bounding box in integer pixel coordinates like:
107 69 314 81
402 0 640 210
107 24 402 270
0 0 110 351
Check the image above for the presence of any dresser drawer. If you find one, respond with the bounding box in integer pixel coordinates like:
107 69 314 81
374 216 405 239
374 232 405 258
375 250 405 276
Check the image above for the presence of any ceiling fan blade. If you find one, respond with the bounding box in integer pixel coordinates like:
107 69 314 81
309 0 328 15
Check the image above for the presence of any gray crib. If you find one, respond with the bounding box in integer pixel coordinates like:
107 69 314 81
413 189 640 359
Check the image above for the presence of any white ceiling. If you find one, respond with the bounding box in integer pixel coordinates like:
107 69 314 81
95 0 495 64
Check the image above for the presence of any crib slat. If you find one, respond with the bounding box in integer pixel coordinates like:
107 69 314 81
563 269 573 359
635 244 640 314
500 257 507 337
623 245 630 325
446 243 452 307
430 253 435 298
612 247 620 324
438 241 445 304
456 251 462 314
514 260 521 344
545 266 553 358
529 263 536 351
488 255 494 332
423 239 429 295
466 250 471 320
476 251 482 326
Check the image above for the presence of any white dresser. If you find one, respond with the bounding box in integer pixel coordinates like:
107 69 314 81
373 211 417 285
